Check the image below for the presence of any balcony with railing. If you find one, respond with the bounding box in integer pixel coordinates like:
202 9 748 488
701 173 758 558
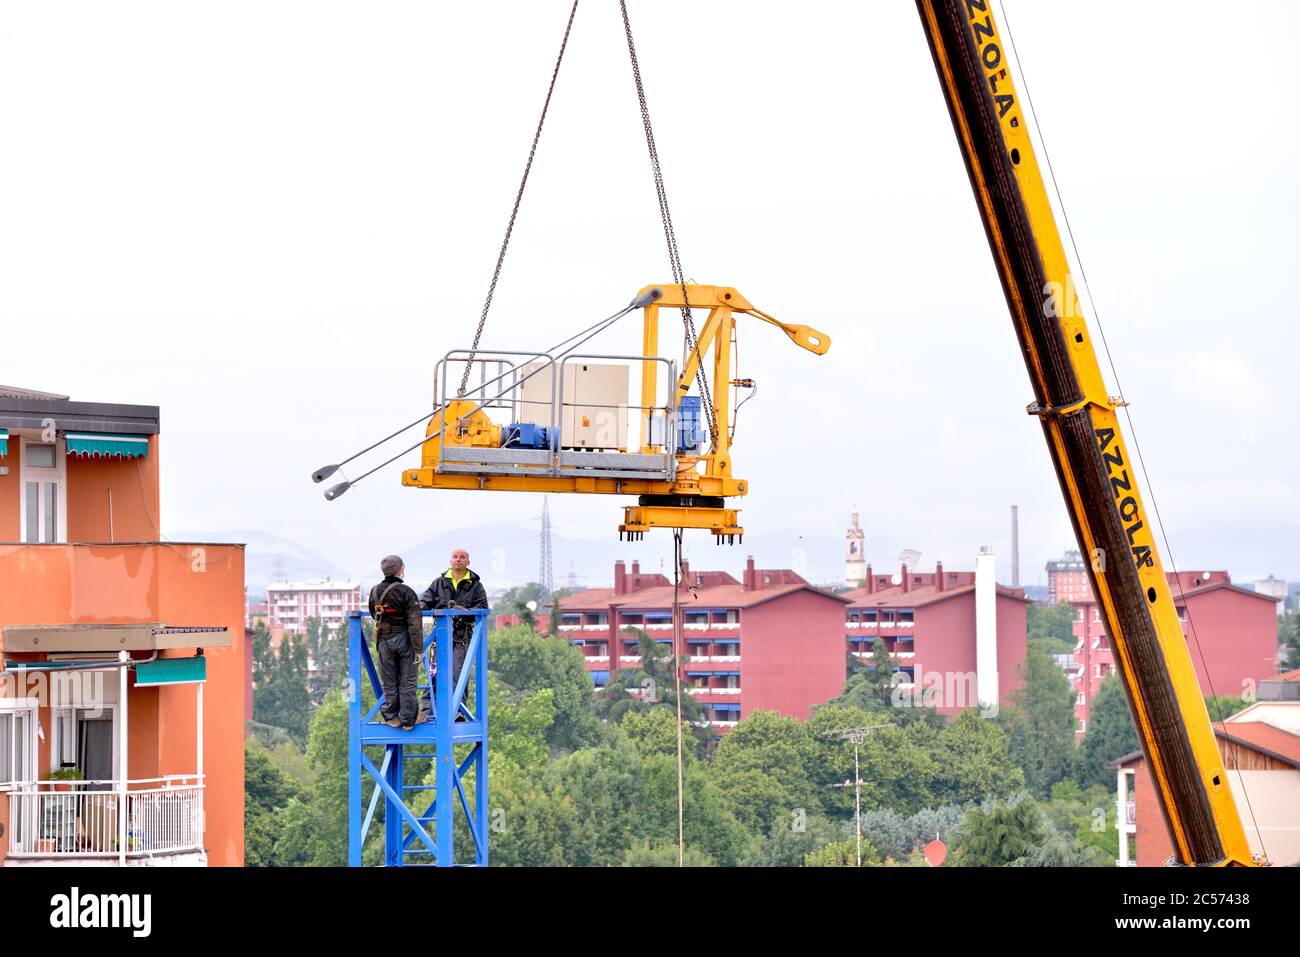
6 776 205 865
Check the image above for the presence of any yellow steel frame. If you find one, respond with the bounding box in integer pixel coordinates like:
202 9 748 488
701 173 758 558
919 0 1255 865
400 283 829 536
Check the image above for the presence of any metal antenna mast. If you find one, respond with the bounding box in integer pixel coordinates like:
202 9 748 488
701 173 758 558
825 723 892 866
539 497 555 596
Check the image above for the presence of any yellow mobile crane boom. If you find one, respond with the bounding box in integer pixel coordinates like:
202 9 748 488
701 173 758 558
916 0 1256 865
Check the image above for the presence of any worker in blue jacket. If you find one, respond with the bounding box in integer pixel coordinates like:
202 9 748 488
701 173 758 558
419 548 489 718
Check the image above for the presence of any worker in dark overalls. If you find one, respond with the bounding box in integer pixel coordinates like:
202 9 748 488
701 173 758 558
419 548 489 719
369 555 427 729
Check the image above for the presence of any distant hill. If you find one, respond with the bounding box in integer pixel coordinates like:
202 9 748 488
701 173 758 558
169 528 352 600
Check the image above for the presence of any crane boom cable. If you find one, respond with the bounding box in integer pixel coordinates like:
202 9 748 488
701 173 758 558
458 0 581 397
672 528 686 867
619 1 718 449
322 297 640 495
995 0 1266 859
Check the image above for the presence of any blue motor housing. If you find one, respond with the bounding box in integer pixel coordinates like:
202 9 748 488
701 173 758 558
676 396 705 453
502 422 550 449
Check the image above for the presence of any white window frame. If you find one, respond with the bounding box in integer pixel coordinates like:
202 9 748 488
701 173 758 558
50 704 120 784
17 432 68 544
0 699 40 791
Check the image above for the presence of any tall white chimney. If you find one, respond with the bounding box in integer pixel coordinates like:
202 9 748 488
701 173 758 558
975 546 999 712
1010 505 1020 587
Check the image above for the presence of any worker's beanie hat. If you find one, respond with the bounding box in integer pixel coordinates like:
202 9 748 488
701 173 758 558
380 554 404 577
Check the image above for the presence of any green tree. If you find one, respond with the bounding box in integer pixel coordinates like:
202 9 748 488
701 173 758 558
271 691 351 866
539 741 647 866
712 710 820 834
487 673 557 771
253 631 311 746
950 797 1045 867
804 837 881 867
1040 780 1116 867
842 639 896 706
622 707 695 761
592 629 704 735
1001 641 1076 795
931 710 1025 805
487 774 586 867
1279 612 1300 667
803 705 939 815
639 755 754 866
491 582 578 629
305 616 324 673
823 645 942 729
1205 693 1251 724
250 619 273 688
307 619 349 705
744 813 847 867
858 805 965 861
622 840 717 867
244 738 303 866
1028 602 1078 655
1074 676 1139 787
488 625 603 751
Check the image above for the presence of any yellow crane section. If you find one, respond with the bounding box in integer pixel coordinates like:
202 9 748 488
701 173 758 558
399 283 830 542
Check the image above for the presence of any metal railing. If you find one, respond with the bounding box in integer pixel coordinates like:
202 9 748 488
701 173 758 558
7 776 204 859
433 347 679 475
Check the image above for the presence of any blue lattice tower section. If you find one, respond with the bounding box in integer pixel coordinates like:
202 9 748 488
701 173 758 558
347 608 489 866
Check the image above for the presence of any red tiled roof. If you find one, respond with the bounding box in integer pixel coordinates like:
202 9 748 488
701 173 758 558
1176 581 1282 604
841 582 1029 609
558 580 851 611
557 587 617 609
1270 669 1300 683
687 571 740 588
1216 722 1300 768
1110 722 1300 770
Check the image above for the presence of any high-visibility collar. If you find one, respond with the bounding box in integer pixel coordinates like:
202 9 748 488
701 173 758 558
445 568 470 587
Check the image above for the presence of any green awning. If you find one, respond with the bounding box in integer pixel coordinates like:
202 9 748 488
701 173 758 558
0 428 7 457
65 432 149 458
135 656 206 686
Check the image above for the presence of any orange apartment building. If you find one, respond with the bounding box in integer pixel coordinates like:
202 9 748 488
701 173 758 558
0 385 246 866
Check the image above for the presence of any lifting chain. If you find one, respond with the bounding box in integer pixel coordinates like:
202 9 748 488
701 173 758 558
619 1 718 450
458 0 580 397
460 0 720 458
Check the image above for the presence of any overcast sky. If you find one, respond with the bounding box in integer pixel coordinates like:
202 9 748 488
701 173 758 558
2 1 1297 589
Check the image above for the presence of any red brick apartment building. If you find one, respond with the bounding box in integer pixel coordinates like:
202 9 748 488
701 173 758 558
841 550 1029 714
556 550 1031 729
1046 548 1091 604
1071 570 1280 736
554 558 851 731
0 385 246 866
